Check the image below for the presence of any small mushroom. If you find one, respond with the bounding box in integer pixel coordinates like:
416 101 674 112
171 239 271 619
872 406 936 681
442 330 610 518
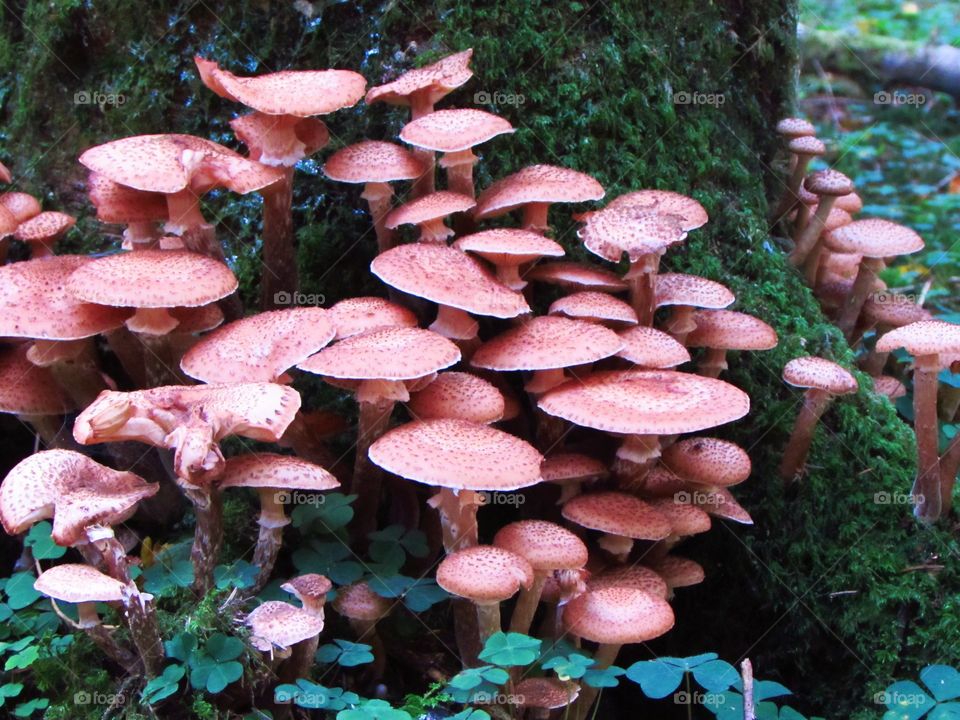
662 437 752 490
615 326 691 369
326 296 418 339
455 228 565 291
526 261 627 294
280 574 334 678
407 371 506 424
857 293 931 372
515 678 580 719
587 564 669 599
385 190 475 243
774 135 826 220
540 453 609 504
332 581 392 678
0 191 41 223
644 554 705 597
685 310 778 378
87 172 169 249
548 291 638 328
13 211 75 258
789 169 854 267
654 273 735 345
246 600 324 679
562 491 671 562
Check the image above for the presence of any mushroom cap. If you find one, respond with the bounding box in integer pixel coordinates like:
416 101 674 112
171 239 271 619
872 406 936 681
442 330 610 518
539 370 750 435
195 57 366 117
400 109 515 152
834 191 863 214
796 184 818 206
695 487 753 525
0 204 18 238
0 256 130 340
685 310 778 351
861 293 931 327
0 449 158 544
803 169 854 197
787 135 826 155
68 250 238 311
14 211 75 243
79 134 284 195
549 292 638 326
371 243 530 319
169 304 225 335
646 555 704 588
604 190 708 231
493 520 588 571
407 372 505 424
472 316 623 372
526 261 627 292
616 326 691 368
0 192 41 222
562 491 671 540
563 586 674 644
648 498 712 536
876 320 960 357
783 356 858 395
661 437 751 487
655 273 735 309
822 207 853 232
34 564 127 604
368 418 543 491
454 228 565 265
436 545 534 603
587 565 669 599
281 573 333 604
474 165 605 220
246 601 324 651
0 346 75 415
516 679 580 710
181 308 335 383
297 327 460 381
87 172 169 224
385 191 476 229
218 453 339 491
332 582 391 621
322 141 427 184
823 219 924 258
229 112 330 165
327 297 418 340
873 375 906 399
0 160 10 183
540 454 609 483
365 49 474 107
776 117 816 137
579 208 687 263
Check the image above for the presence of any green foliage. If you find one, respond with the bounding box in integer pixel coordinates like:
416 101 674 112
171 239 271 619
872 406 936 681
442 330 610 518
273 679 360 710
316 639 375 667
477 632 541 666
23 523 65 561
879 665 960 720
337 699 412 719
162 631 245 695
368 575 448 612
142 664 187 704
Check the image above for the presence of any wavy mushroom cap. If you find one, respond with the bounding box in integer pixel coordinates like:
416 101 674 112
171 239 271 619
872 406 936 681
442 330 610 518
218 453 339 492
655 273 735 309
332 582 392 622
14 211 75 244
616 326 690 368
454 228 565 265
783 356 858 395
385 190 476 229
587 565 669 599
400 108 514 152
407 372 505 424
549 291 638 326
493 520 588 571
472 316 623 372
579 207 687 264
563 586 674 644
0 346 75 416
661 437 751 487
281 573 333 607
563 491 671 540
87 172 169 224
824 218 924 258
475 164 604 220
437 545 534 603
323 141 427 184
685 310 778 351
366 49 474 107
246 601 324 652
605 190 708 231
526 261 627 292
34 564 127 604
876 319 960 358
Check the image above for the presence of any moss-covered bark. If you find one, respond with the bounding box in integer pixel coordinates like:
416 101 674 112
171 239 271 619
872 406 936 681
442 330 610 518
1 1 956 717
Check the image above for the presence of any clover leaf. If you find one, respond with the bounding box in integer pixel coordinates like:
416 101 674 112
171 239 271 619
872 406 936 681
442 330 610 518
625 659 685 698
543 653 595 680
274 680 359 710
478 632 541 667
316 639 375 667
23 522 65 560
337 699 412 719
142 664 186 704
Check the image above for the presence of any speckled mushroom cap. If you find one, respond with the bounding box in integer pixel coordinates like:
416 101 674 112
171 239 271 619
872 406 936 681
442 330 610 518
87 172 169 224
169 304 225 335
661 437 751 487
861 294 931 327
875 320 960 356
180 308 335 383
526 262 627 292
579 208 687 263
365 49 474 108
796 184 818 206
281 574 333 606
548 292 638 326
218 453 339 491
323 141 426 184
407 372 505 424
229 112 330 166
640 465 689 497
474 165 605 220
327 297 418 340
385 191 476 230
0 449 158 544
246 601 325 652
436 545 534 603
616 326 690 368
776 117 816 137
563 586 674 644
646 555 704 588
695 487 753 525
0 256 130 340
371 243 530 319
685 310 778 351
804 169 854 197
0 346 74 416
787 135 826 156
297 327 460 381
783 357 858 395
655 273 735 310
823 219 924 258
562 491 672 540
834 191 863 214
604 190 708 231
195 57 366 117
540 454 609 483
539 370 750 435
368 418 543 492
454 228 565 265
516 679 580 710
67 250 238 311
648 498 712 536
873 375 906 399
0 192 41 222
587 565 669 599
34 564 127 604
400 109 514 152
14 211 75 243
493 520 588 571
79 134 285 195
332 582 392 621
471 316 623 372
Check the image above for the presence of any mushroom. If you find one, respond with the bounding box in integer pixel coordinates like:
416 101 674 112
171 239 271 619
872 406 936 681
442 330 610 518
219 455 339 590
779 357 858 482
548 291 638 328
562 491 671 562
13 211 75 258
564 587 674 719
857 293 931 372
654 273 735 345
279 574 334 678
587 564 669 599
774 135 826 220
407 371 506 424
876 320 960 520
616 326 691 369
0 204 18 263
475 164 605 235
332 581 392 678
246 600 324 676
540 453 609 504
400 108 514 198
0 345 75 445
645 554 705 597
323 141 427 253
368 418 544 552
385 190 476 244
662 437 752 491
800 205 853 285
684 310 778 378
0 191 41 223
788 169 854 267
646 497 712 550
454 228 565 291
824 219 925 339
515 678 580 719
87 172 169 249
492 520 587 635
526 261 627 294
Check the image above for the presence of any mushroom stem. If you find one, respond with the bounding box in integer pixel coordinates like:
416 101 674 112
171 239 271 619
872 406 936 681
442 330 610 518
522 203 551 234
183 485 224 595
282 636 320 683
775 155 814 220
165 188 208 235
790 196 837 265
475 602 502 646
666 305 697 345
408 95 436 198
261 166 298 311
361 182 396 253
836 257 884 339
441 149 478 198
105 328 147 387
430 488 482 552
44 347 109 408
417 217 454 244
626 254 659 326
508 571 547 635
571 643 622 720
912 354 943 521
86 622 139 669
779 388 834 482
351 396 397 541
251 489 291 592
430 304 479 341
698 348 728 378
124 222 162 249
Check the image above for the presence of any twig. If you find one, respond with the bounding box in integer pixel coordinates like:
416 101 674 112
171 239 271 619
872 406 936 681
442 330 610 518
741 658 755 720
